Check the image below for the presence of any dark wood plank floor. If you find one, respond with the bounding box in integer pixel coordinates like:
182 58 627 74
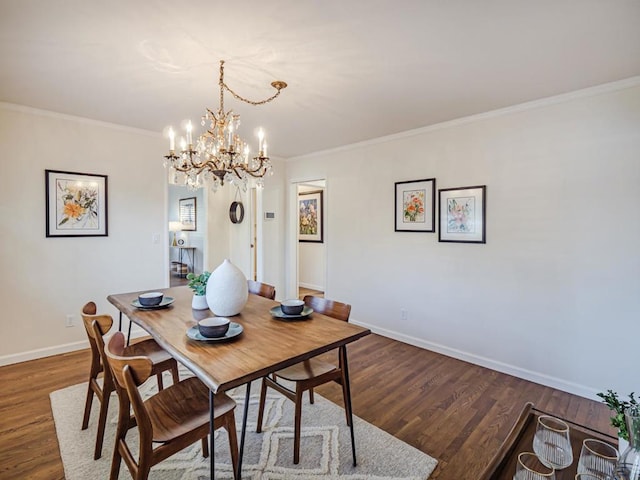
0 333 614 480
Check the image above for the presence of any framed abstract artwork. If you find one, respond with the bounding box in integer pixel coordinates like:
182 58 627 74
299 190 323 242
394 178 436 232
438 185 486 243
179 197 197 231
45 169 108 237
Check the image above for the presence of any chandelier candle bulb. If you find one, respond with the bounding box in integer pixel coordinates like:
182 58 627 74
168 127 175 151
186 121 193 145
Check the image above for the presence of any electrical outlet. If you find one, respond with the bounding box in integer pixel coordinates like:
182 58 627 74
65 314 75 327
400 309 408 321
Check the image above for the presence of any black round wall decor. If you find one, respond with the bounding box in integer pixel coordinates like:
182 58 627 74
229 201 245 224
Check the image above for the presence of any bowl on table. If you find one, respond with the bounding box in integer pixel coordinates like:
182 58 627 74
280 299 305 315
198 317 231 338
138 291 164 307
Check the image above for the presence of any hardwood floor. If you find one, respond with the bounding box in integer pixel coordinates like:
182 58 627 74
298 286 324 299
0 334 614 480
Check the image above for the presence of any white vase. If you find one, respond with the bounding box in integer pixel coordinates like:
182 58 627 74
192 294 209 310
206 259 248 316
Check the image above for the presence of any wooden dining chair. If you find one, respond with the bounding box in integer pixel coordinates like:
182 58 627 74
80 301 180 460
247 279 276 300
105 331 239 480
256 295 352 464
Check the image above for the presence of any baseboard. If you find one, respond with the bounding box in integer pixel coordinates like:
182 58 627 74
0 325 149 367
299 282 324 292
350 318 601 401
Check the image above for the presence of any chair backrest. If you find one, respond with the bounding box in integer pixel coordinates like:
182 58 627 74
81 302 114 378
303 295 351 322
105 332 154 442
248 280 276 300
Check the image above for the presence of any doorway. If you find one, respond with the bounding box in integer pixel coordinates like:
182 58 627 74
167 184 207 287
295 180 327 299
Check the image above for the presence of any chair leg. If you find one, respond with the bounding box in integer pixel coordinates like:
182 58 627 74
201 436 209 458
293 386 304 464
256 378 268 433
110 398 130 480
170 362 180 385
93 388 111 459
226 414 239 480
156 372 164 391
308 387 315 404
81 383 95 430
110 442 123 480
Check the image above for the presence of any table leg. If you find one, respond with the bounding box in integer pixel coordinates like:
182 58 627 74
118 311 122 331
237 382 252 480
209 390 215 479
126 319 132 346
341 345 357 467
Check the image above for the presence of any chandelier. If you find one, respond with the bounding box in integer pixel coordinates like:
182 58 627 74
164 60 287 191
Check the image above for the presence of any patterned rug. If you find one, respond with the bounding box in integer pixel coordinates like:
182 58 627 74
50 370 437 479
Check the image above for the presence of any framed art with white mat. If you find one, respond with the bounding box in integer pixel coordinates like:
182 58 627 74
438 185 486 243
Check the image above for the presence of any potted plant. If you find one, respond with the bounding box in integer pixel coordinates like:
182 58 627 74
597 390 638 453
186 271 211 310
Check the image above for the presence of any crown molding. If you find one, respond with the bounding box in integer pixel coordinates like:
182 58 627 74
0 102 161 137
288 75 640 162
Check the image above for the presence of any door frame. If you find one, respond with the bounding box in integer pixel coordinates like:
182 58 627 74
286 177 327 299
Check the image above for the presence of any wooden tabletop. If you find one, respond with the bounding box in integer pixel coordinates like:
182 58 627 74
107 286 371 393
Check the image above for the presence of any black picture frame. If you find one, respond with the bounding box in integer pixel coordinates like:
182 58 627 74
299 190 323 243
179 197 197 231
394 178 436 232
45 169 108 237
438 185 486 243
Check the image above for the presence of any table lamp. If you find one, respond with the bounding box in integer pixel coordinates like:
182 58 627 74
169 221 182 247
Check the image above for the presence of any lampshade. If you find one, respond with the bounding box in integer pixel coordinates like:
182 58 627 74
169 221 182 232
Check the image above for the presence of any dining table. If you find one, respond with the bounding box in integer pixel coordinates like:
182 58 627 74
107 286 371 479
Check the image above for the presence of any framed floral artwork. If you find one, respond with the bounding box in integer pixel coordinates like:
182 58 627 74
179 197 197 231
438 185 486 243
45 169 108 237
299 190 323 242
394 178 436 232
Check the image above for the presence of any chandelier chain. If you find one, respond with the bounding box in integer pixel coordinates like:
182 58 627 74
220 60 286 107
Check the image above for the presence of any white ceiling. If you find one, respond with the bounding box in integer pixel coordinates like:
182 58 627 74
1 0 639 158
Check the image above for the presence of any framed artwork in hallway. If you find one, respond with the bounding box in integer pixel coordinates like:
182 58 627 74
299 190 323 242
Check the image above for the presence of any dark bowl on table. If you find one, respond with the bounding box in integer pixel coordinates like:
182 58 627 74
138 291 164 306
281 299 305 315
198 317 230 338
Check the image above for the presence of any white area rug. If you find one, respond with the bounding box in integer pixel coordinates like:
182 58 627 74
50 370 437 479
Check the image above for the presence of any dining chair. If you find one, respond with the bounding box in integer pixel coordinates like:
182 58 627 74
256 295 352 464
105 331 239 480
247 279 276 300
80 301 180 460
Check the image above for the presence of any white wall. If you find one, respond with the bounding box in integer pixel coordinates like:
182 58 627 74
284 83 640 398
0 104 168 362
260 158 287 300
